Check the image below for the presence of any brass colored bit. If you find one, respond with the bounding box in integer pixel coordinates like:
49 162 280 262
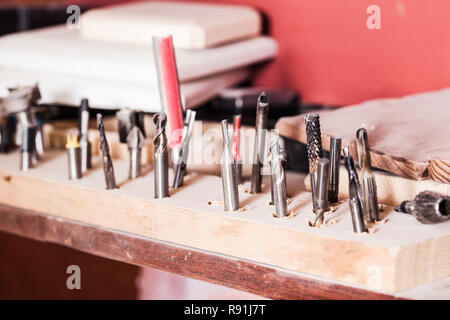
97 114 117 190
305 113 323 213
356 128 380 222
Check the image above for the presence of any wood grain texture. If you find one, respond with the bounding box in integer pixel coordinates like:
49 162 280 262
0 204 400 300
275 89 450 182
0 150 449 292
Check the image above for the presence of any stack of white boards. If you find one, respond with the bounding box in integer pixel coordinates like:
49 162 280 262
0 1 277 111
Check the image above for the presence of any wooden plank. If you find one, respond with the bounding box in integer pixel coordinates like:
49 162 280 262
0 150 449 292
275 89 450 182
0 204 400 300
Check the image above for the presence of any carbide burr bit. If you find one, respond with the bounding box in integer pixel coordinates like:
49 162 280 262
153 113 169 199
356 128 379 222
313 158 330 226
220 119 239 211
127 126 145 179
343 147 366 233
232 114 242 184
78 99 92 173
66 132 81 180
250 92 269 194
395 191 450 224
305 113 323 213
19 124 37 171
329 137 342 203
97 114 117 190
173 109 196 188
270 132 288 218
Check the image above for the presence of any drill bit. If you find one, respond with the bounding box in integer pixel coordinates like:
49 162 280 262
19 124 37 171
232 114 242 184
97 114 117 190
66 132 82 180
172 109 196 188
328 137 342 204
220 119 240 211
343 147 366 233
127 126 145 179
270 132 288 218
356 128 380 222
305 113 323 213
313 158 330 226
153 113 169 199
250 92 269 194
395 191 450 224
78 99 92 173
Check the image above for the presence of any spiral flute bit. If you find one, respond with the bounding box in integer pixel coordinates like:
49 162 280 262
220 120 240 211
328 137 342 203
127 126 145 179
356 128 379 222
78 99 92 174
97 114 117 190
343 147 366 233
250 92 269 194
173 109 196 188
153 113 169 199
395 191 450 224
305 113 323 213
270 132 288 218
313 158 330 226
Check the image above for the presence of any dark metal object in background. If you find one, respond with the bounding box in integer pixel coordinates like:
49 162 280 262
328 137 342 203
127 126 145 179
172 110 196 188
220 120 239 211
343 147 366 233
356 128 379 222
78 99 91 174
97 114 116 190
250 92 269 194
153 113 169 199
270 131 288 218
313 158 330 226
232 114 242 183
116 108 146 144
305 113 323 213
66 132 81 180
19 124 37 171
395 191 450 224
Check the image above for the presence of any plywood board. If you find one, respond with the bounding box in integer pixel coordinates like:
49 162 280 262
275 89 450 183
0 149 449 293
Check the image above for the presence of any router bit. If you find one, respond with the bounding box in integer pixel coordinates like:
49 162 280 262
172 109 196 188
220 119 240 211
343 147 366 233
313 158 330 226
97 114 117 190
305 113 323 213
127 126 145 179
232 114 242 184
117 108 146 143
270 132 288 218
153 113 169 199
356 128 380 222
66 132 82 180
328 137 342 204
250 92 269 194
19 124 37 171
78 99 92 173
395 191 450 224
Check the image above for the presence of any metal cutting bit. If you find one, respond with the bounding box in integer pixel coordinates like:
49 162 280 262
97 114 117 190
127 126 145 179
153 113 169 199
313 158 330 226
343 147 366 233
356 128 379 222
328 137 342 203
19 124 37 171
270 132 288 218
395 191 450 224
66 132 82 180
220 120 240 211
78 99 92 173
250 92 269 194
305 113 323 213
172 109 196 188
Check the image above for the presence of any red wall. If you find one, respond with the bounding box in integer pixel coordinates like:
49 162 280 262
72 0 450 106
